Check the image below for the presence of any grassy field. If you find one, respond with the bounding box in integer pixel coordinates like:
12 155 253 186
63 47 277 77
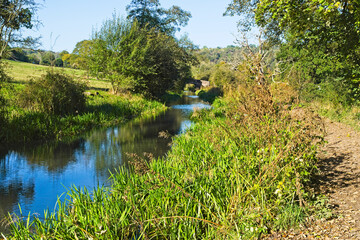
4 60 112 90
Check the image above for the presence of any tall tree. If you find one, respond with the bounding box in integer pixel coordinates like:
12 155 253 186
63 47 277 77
126 0 191 35
0 0 38 58
90 15 195 98
225 0 360 103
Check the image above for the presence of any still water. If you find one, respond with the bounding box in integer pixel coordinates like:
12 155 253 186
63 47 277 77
0 93 210 230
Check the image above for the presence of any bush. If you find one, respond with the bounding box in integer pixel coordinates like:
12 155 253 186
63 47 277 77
209 62 237 87
184 83 196 92
20 71 87 116
90 16 196 99
196 87 223 103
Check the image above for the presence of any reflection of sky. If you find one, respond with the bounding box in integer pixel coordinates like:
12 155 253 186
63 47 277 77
178 120 192 134
172 103 212 111
186 95 199 99
0 95 211 225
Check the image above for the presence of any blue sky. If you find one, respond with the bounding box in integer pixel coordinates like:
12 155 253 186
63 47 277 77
23 0 242 52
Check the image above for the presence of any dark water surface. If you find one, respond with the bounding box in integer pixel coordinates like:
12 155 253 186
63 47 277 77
0 93 210 231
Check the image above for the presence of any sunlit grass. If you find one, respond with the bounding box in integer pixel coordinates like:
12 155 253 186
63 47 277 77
309 100 360 131
4 60 112 90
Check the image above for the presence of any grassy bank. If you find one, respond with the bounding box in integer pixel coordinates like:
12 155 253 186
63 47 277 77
6 83 325 239
1 91 166 145
0 61 167 145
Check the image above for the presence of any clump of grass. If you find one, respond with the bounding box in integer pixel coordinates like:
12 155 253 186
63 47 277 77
6 81 324 239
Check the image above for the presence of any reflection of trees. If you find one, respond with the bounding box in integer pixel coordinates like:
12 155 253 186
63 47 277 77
83 106 186 180
14 139 85 172
0 155 35 232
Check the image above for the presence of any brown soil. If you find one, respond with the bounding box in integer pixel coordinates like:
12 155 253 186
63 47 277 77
264 119 360 239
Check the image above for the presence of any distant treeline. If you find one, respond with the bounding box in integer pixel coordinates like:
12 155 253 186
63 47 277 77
6 45 250 68
6 48 66 67
196 45 248 64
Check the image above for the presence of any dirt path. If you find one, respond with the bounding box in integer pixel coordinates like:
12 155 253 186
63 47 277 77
265 119 360 239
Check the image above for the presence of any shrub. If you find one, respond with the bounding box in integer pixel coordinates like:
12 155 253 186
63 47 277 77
209 62 236 87
20 71 87 116
184 83 196 92
196 87 223 103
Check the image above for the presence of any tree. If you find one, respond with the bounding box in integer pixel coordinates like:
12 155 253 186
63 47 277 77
0 0 38 59
41 51 55 66
71 40 93 70
126 0 191 35
0 0 38 130
225 0 360 103
90 15 195 98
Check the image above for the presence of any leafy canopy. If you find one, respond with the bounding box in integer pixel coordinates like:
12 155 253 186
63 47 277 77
89 15 195 98
0 0 38 58
226 0 360 104
126 0 191 35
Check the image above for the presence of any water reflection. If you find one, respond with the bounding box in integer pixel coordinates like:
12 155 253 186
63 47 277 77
0 94 209 231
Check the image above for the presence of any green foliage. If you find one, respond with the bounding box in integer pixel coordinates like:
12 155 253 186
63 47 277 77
276 40 360 105
0 61 10 137
9 47 29 61
191 61 214 81
209 62 237 87
126 0 191 35
184 83 195 92
90 15 195 98
195 45 244 64
19 71 87 116
68 40 94 70
0 0 38 58
226 0 360 105
41 51 55 66
54 58 63 67
196 87 223 103
160 91 181 103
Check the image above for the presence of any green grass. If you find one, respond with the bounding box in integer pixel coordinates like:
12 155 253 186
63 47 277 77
4 60 112 90
5 84 325 239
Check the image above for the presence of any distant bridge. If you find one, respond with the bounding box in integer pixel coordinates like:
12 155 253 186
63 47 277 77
187 79 210 89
